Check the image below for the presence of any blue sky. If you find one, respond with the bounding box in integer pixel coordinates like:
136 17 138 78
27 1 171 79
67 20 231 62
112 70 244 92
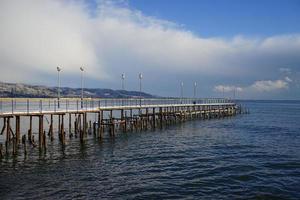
0 0 300 99
129 0 300 37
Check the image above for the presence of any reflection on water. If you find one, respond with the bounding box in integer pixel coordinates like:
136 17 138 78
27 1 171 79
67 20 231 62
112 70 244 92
0 100 300 199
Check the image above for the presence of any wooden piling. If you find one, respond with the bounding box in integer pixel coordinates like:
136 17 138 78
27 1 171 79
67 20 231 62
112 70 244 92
89 120 92 135
58 115 61 141
83 113 87 137
74 114 78 136
29 116 32 143
69 113 72 137
15 116 20 144
152 108 156 129
100 110 103 139
43 130 46 150
124 111 127 133
145 108 149 130
61 115 65 145
121 109 125 132
159 107 163 129
50 114 53 141
38 115 44 150
6 117 11 142
130 109 133 131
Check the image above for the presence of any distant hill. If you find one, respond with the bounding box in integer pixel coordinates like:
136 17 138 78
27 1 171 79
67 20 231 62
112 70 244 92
0 82 156 98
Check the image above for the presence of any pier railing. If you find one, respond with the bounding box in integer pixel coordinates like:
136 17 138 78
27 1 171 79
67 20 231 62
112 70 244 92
0 98 234 115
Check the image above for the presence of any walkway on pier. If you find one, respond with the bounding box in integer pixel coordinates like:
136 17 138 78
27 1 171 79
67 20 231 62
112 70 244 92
0 98 234 116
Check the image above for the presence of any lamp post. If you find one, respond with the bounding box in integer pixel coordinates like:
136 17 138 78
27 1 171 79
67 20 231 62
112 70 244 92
180 81 184 104
193 81 197 104
121 73 125 90
80 67 84 108
57 66 61 108
222 86 225 98
121 73 125 106
233 87 236 101
193 82 197 98
139 73 143 107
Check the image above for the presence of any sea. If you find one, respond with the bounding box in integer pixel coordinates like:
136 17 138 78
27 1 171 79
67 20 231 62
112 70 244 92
0 100 299 199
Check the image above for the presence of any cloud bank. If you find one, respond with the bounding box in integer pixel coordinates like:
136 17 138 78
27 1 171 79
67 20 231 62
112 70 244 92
251 79 289 92
215 76 293 98
0 0 299 98
214 85 243 93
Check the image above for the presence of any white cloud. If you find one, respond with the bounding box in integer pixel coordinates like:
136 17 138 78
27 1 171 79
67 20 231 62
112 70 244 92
214 85 243 93
250 79 289 92
215 78 291 95
0 0 300 92
284 76 292 82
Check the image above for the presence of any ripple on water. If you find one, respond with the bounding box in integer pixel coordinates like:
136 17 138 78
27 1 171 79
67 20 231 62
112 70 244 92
1 101 300 199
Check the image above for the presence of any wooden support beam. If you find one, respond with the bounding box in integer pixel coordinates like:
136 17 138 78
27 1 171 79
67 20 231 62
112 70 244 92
69 113 72 137
124 111 127 133
159 107 163 129
6 117 11 142
152 108 156 129
15 116 20 144
100 110 103 138
145 108 149 130
89 120 92 135
79 114 83 142
50 114 53 141
78 114 81 136
61 115 65 145
121 109 124 132
83 113 87 137
58 115 61 138
43 130 46 150
38 115 43 150
130 109 133 131
110 110 115 137
29 116 32 143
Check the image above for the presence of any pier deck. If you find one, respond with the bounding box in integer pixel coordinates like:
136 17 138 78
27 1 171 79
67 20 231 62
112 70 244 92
0 102 235 117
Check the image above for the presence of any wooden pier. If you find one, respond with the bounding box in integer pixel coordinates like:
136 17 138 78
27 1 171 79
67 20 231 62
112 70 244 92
0 98 244 158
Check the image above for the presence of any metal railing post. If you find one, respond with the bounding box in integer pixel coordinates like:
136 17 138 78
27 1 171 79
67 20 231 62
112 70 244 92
77 99 79 112
27 99 29 114
39 100 42 113
11 99 13 114
66 99 68 112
